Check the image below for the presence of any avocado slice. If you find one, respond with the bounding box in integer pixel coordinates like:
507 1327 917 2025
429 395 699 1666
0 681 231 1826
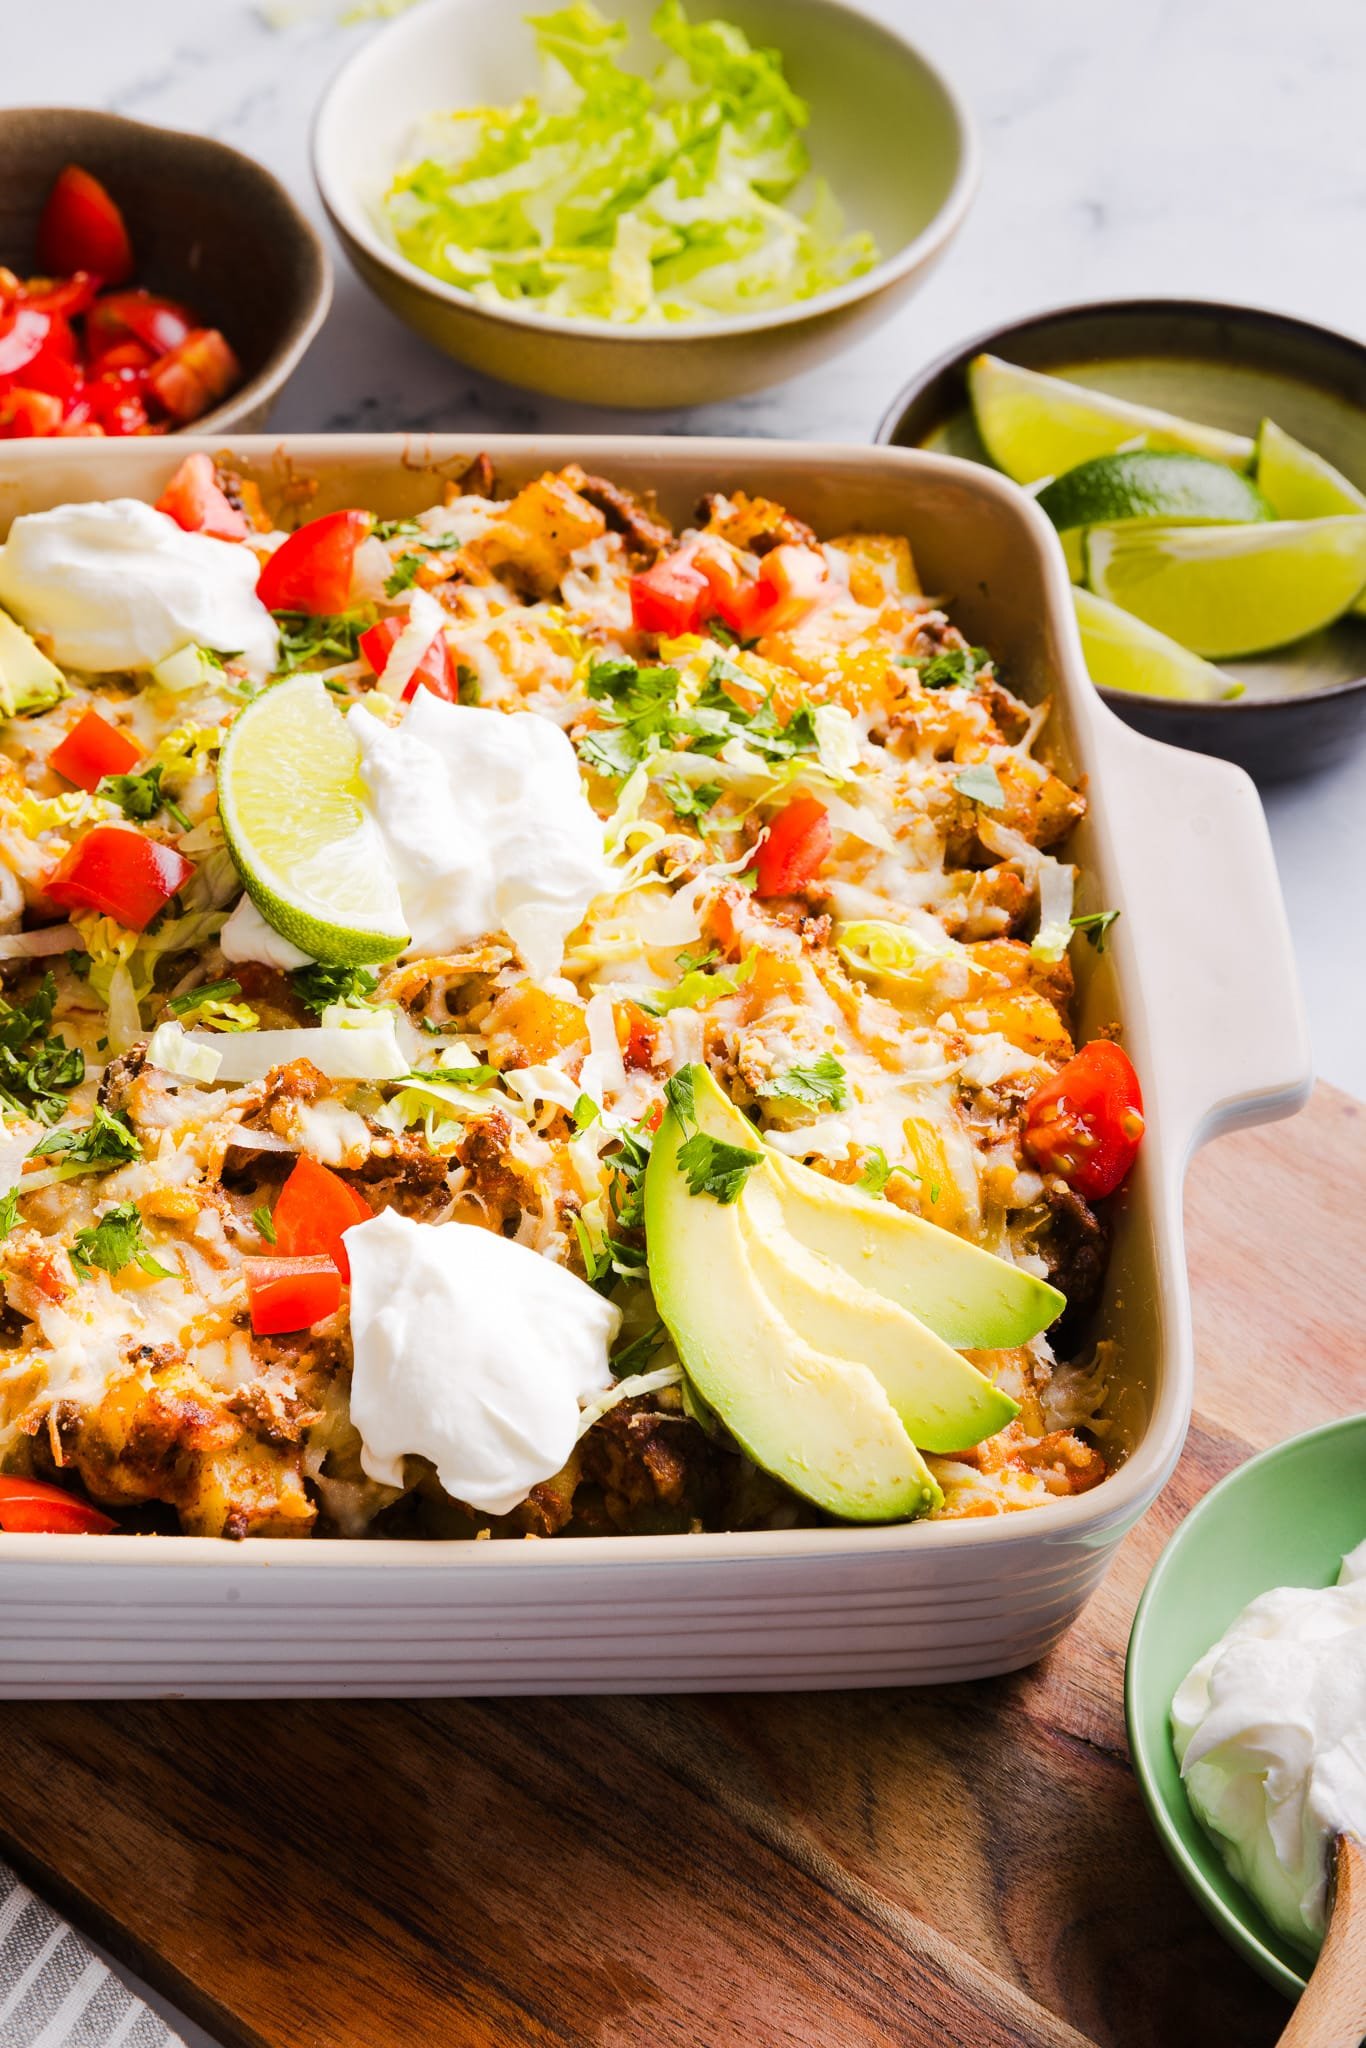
767 1153 1064 1349
739 1173 1019 1453
643 1089 941 1524
0 608 65 717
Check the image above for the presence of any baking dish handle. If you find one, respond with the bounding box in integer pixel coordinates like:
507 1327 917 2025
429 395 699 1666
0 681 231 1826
1097 721 1312 1164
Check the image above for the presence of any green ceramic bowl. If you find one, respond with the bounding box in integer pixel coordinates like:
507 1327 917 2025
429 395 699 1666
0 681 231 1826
1126 1413 1366 1998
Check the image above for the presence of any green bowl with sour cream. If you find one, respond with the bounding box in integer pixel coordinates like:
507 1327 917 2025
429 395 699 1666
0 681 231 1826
1125 1412 1366 1997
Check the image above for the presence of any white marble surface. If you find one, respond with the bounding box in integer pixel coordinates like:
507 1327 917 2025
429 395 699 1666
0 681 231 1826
6 0 1366 1103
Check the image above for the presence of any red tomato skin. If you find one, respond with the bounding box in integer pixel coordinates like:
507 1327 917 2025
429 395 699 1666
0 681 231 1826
630 554 711 636
46 825 194 932
243 1256 343 1336
359 615 460 701
22 272 99 318
271 1157 374 1282
1023 1041 1145 1201
155 453 249 541
257 509 370 617
745 543 828 636
36 166 135 285
49 707 144 791
88 288 193 361
0 1475 116 1535
146 327 240 424
753 796 832 898
0 388 64 437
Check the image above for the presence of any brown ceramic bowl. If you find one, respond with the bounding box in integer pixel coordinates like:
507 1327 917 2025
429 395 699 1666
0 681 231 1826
0 108 330 432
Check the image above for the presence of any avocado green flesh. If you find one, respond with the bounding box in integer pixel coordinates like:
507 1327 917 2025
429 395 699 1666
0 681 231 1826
767 1153 1064 1349
0 608 65 717
644 1105 941 1523
739 1175 1019 1453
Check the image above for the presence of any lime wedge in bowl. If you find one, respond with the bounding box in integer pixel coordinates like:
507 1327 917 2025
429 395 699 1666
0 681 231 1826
1084 516 1366 659
218 676 409 965
1036 451 1271 532
968 354 1255 485
1072 587 1238 702
1256 420 1366 618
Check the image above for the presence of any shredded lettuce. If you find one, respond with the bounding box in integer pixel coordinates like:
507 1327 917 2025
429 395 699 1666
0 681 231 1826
381 1 878 326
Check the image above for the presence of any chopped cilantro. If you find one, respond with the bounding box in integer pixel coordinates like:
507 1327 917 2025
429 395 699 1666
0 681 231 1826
1071 908 1121 954
29 1104 141 1173
858 1146 891 1196
69 1202 171 1281
252 1205 276 1245
272 611 373 676
290 963 379 1015
763 1053 847 1112
571 1093 600 1131
610 1319 666 1378
676 1131 763 1204
664 776 722 826
414 1063 500 1089
384 553 423 597
578 654 821 781
952 762 1006 808
919 645 991 690
674 945 719 976
663 1068 697 1128
0 1185 18 1242
97 762 190 832
0 974 84 1124
373 518 458 553
63 949 91 981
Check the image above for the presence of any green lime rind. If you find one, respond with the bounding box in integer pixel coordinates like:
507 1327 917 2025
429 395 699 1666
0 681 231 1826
1072 587 1239 703
968 354 1256 486
1256 419 1366 618
1037 451 1272 533
217 676 409 968
1084 515 1366 659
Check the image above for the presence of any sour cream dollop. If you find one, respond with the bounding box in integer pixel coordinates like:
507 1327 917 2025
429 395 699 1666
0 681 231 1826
349 692 609 978
1172 1536 1366 1949
344 1208 620 1516
0 499 277 677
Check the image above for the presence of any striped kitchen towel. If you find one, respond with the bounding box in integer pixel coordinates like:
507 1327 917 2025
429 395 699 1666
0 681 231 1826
0 1864 183 2047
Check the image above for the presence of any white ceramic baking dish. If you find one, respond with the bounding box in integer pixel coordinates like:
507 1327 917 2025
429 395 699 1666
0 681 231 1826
0 436 1311 1699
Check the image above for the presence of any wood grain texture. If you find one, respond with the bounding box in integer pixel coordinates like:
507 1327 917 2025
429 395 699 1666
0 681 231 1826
1 1085 1362 2048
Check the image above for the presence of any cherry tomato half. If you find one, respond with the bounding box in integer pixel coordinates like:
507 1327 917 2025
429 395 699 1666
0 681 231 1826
36 166 134 285
1023 1040 1145 1201
0 1474 116 1535
256 509 371 617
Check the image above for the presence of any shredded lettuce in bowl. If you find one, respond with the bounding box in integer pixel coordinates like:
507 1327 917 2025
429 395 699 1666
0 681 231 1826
380 0 879 326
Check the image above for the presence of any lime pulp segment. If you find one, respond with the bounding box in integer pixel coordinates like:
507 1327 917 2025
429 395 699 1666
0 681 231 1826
1072 586 1238 702
1256 419 1366 617
967 354 1256 486
217 676 409 966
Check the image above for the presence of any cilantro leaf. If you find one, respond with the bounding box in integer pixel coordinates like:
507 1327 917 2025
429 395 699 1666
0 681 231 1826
665 776 722 826
571 1093 600 1131
663 1068 696 1128
763 1052 847 1111
384 553 423 597
918 645 991 690
0 974 84 1124
0 1185 18 1242
271 611 373 676
1070 908 1120 954
252 1204 276 1244
412 1063 500 1089
28 1104 141 1173
69 1201 171 1281
952 763 1005 808
858 1146 891 1196
290 963 379 1016
98 762 191 832
675 1131 763 1204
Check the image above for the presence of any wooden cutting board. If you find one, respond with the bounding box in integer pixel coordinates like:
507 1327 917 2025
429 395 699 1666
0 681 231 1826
0 1085 1360 2048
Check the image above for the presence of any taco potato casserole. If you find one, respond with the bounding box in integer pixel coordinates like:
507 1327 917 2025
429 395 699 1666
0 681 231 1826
0 453 1142 1542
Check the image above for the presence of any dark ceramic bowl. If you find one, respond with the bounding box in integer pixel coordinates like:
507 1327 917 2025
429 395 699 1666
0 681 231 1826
876 299 1366 781
0 107 331 432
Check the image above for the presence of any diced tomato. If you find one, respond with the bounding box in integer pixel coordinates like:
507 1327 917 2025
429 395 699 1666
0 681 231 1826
146 327 240 424
243 1254 343 1336
87 288 193 363
0 388 64 437
630 552 711 637
257 509 371 616
46 825 194 932
155 452 249 541
90 338 156 376
0 306 53 385
14 346 83 403
49 706 144 791
0 1474 116 1535
84 371 150 437
753 796 832 898
271 1157 374 1282
359 614 460 702
1023 1041 1145 1201
36 166 134 285
22 272 99 319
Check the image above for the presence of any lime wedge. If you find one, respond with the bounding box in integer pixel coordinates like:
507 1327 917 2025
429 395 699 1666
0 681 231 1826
1072 586 1239 702
1085 516 1366 658
1036 451 1271 532
1256 420 1366 618
968 355 1255 485
218 677 409 965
